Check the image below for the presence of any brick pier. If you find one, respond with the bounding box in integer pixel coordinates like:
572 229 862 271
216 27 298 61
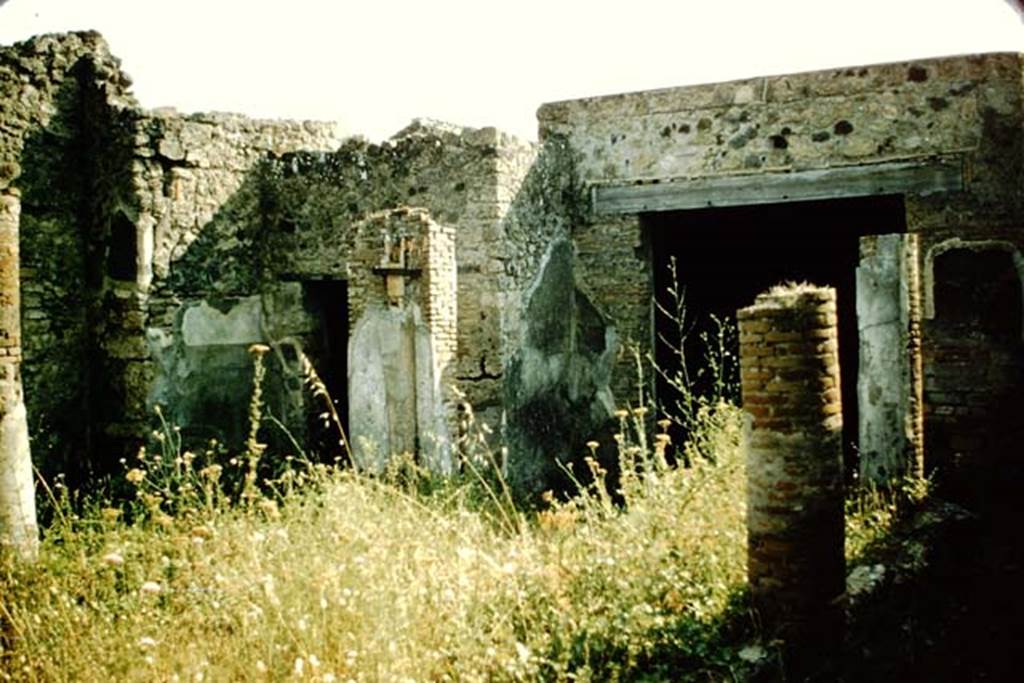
0 185 38 559
738 284 845 666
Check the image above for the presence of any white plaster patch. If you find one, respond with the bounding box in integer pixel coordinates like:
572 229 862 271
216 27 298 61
182 296 263 347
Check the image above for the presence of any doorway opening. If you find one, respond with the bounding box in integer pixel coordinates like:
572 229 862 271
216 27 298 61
302 280 350 460
647 194 907 476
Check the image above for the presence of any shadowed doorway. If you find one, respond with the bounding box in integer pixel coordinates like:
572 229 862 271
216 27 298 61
648 194 907 477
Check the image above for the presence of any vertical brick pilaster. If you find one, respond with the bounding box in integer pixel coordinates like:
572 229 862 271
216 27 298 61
346 208 456 473
738 284 845 667
0 187 38 559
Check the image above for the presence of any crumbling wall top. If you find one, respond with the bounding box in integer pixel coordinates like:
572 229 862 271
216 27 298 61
538 52 1022 127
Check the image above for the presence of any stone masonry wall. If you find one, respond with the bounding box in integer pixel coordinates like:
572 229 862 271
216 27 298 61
127 110 342 457
0 32 135 480
739 285 845 666
345 208 456 472
255 122 536 434
538 53 1024 487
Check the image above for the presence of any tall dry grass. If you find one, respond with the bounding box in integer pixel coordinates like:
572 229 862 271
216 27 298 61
0 345 750 682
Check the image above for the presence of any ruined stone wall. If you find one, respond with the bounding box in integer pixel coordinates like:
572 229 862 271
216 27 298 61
497 135 637 495
537 53 1024 485
254 122 536 435
124 110 342 457
0 32 135 479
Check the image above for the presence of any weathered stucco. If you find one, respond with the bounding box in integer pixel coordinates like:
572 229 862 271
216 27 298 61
3 30 1022 496
539 52 1024 489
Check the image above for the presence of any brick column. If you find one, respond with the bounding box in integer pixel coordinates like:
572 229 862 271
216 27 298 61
738 284 845 666
0 186 38 559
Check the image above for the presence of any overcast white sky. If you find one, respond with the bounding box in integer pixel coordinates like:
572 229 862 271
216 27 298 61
1 1 1022 141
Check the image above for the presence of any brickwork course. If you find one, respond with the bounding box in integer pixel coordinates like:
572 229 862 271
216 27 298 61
0 185 38 558
739 284 845 664
0 30 1021 502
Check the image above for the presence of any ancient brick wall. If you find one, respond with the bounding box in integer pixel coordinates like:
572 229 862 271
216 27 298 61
115 109 341 458
739 284 845 665
0 185 37 556
0 32 135 480
254 123 536 433
920 239 1024 490
538 53 1024 488
345 208 456 471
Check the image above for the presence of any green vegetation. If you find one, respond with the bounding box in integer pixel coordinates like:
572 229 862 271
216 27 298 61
0 348 754 682
0 335 920 682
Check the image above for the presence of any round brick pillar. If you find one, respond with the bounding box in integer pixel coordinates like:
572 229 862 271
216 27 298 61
738 285 845 667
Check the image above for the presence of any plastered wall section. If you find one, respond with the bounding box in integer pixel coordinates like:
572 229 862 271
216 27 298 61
538 53 1024 476
256 123 537 432
122 110 342 453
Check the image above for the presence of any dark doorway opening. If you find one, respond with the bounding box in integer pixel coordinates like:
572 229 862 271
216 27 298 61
303 280 349 460
647 194 906 476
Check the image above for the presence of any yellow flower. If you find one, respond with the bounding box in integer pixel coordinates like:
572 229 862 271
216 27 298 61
125 468 146 484
199 464 222 481
190 525 213 539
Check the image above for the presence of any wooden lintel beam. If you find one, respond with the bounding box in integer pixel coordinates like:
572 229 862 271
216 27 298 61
591 158 964 215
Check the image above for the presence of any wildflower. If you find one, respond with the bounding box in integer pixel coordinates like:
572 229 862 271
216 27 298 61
613 409 629 419
654 433 671 445
190 525 213 540
293 657 304 676
140 581 162 596
255 660 268 673
632 406 648 417
100 507 121 522
199 464 222 482
138 636 157 648
657 418 672 432
102 552 124 567
585 440 599 452
257 499 280 520
125 468 146 484
248 343 271 356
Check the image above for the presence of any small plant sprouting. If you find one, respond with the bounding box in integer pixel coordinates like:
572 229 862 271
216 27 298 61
652 256 740 466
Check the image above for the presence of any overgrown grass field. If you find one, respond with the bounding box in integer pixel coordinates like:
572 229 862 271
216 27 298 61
0 316 904 681
0 391 757 682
